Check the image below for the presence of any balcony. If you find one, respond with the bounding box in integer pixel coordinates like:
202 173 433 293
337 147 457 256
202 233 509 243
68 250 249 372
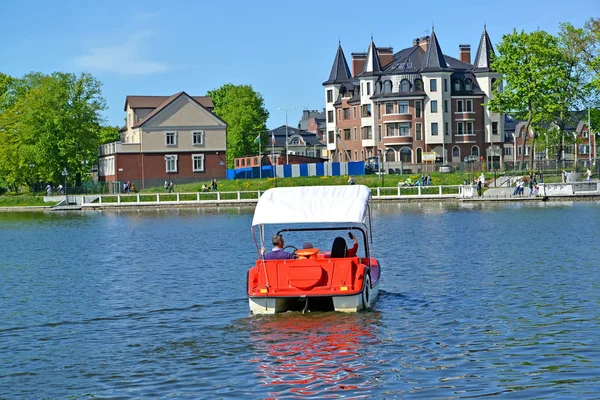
383 136 413 146
454 112 476 121
383 114 412 123
99 141 141 156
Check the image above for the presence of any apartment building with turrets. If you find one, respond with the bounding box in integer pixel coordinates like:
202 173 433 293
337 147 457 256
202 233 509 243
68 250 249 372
322 27 504 168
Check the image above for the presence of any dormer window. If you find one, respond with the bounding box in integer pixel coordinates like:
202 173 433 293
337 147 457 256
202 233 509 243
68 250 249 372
400 79 410 92
464 79 473 91
415 79 423 91
384 81 392 93
453 79 462 92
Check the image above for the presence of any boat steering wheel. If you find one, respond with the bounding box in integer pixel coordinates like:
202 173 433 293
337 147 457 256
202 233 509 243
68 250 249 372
283 245 298 255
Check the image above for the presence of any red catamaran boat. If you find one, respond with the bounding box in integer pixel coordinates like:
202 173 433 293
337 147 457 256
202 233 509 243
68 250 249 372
247 185 381 314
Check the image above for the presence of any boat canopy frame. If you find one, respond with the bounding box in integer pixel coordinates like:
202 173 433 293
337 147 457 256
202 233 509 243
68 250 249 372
275 226 371 261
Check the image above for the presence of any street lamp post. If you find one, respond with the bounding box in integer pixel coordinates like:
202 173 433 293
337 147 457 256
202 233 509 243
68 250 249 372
61 167 68 203
278 106 294 165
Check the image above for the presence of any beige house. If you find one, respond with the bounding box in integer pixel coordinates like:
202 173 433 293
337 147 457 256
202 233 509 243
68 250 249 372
99 92 227 191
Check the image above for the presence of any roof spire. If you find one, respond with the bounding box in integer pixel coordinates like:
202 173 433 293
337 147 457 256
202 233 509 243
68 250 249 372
323 43 352 85
420 28 448 72
361 36 382 76
473 26 496 72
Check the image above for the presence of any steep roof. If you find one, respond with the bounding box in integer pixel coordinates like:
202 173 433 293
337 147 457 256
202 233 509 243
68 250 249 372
360 38 382 76
323 43 352 85
473 26 496 73
270 125 325 147
130 92 221 128
125 94 213 111
420 29 450 72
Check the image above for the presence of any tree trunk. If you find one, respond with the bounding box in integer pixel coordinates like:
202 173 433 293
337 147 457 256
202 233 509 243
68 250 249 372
520 116 533 171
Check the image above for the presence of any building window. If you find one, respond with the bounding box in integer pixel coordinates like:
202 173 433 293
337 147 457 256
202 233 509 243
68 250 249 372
445 122 449 135
416 147 423 163
327 90 333 103
361 104 371 117
466 100 473 112
361 126 373 139
416 123 422 140
384 81 392 93
431 100 438 113
192 154 205 172
444 100 448 113
454 79 462 91
430 79 437 92
583 130 589 138
466 122 474 135
337 109 341 120
400 147 412 162
344 129 351 140
504 147 513 156
353 106 357 119
367 82 371 95
457 100 464 112
401 79 410 92
457 122 464 135
492 122 499 135
353 127 357 141
431 122 438 135
378 125 382 142
452 146 460 158
415 101 422 118
327 110 334 123
398 101 409 114
192 130 205 146
328 131 334 144
399 123 410 136
354 150 358 161
444 78 448 92
385 102 394 114
465 79 472 91
165 155 178 173
415 79 423 91
471 146 479 157
166 132 177 146
343 108 350 119
518 147 522 156
580 144 589 154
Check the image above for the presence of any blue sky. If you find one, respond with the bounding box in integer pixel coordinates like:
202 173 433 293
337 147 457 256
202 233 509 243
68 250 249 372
1 0 595 129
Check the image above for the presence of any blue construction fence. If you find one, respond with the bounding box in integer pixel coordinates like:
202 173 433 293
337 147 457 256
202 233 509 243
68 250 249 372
226 161 365 180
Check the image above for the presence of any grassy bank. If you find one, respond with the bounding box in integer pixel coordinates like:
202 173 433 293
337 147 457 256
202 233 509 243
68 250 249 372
141 171 490 193
0 194 59 207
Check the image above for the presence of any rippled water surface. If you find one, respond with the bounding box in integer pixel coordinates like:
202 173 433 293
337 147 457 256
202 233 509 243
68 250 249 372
1 202 600 398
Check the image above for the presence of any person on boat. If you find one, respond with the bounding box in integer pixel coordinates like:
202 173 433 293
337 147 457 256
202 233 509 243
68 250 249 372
330 233 358 258
263 234 295 260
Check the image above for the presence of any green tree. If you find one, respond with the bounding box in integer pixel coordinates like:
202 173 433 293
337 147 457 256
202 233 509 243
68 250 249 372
488 29 567 169
207 83 269 169
99 125 122 144
0 72 106 191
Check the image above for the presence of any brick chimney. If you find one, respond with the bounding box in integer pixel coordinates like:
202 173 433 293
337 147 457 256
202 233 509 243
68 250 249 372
414 36 429 52
459 44 471 64
377 47 394 68
351 52 366 77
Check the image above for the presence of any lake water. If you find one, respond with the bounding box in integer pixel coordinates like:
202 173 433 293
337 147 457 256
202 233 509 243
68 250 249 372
1 202 600 398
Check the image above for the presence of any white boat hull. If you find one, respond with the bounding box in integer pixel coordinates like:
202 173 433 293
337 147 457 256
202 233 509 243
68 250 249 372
249 281 379 315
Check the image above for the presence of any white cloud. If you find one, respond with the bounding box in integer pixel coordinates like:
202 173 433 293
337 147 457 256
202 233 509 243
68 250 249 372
74 30 170 76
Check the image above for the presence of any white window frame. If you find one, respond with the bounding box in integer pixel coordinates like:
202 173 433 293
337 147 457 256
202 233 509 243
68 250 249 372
456 122 465 135
415 123 422 140
165 155 178 173
192 130 205 146
457 100 464 113
431 122 438 136
385 102 394 115
415 101 422 118
466 100 473 112
192 154 205 172
431 100 438 113
165 131 177 146
398 101 409 114
466 122 474 135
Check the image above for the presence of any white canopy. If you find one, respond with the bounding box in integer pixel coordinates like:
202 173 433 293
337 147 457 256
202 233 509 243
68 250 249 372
252 185 372 227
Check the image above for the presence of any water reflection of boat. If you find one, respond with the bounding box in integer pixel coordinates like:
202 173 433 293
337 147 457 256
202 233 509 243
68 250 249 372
248 185 381 314
247 313 380 396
